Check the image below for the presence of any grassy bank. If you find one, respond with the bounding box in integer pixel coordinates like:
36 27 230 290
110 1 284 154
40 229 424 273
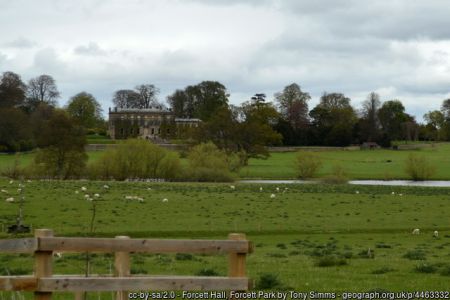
240 143 450 180
1 143 450 180
1 179 449 298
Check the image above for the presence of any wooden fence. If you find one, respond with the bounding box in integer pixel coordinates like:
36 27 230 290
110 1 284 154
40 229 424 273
0 229 253 299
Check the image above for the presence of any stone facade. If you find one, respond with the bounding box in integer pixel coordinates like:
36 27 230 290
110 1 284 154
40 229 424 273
108 107 200 140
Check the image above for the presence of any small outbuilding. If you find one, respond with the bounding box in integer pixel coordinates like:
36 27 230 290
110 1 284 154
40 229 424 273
360 142 380 150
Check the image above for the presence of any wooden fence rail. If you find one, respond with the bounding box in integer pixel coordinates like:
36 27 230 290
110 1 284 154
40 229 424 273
0 229 253 299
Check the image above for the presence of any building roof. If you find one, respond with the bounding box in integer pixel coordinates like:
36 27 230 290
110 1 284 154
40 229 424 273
109 107 172 113
174 118 202 122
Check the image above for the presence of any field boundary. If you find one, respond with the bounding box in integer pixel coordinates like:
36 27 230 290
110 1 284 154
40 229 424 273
0 229 253 299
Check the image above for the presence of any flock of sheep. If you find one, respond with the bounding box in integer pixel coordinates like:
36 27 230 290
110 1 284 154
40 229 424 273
1 181 446 238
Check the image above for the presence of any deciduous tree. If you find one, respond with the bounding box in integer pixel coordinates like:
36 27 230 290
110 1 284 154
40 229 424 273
0 71 26 108
66 92 103 128
26 74 60 111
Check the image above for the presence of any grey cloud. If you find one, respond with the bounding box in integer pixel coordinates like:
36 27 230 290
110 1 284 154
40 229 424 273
280 1 450 41
4 37 37 48
74 42 107 56
32 48 66 75
1 0 449 119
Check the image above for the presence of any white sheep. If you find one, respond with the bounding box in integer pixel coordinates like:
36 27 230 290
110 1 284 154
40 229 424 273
412 228 420 235
230 185 235 190
53 252 62 258
84 194 90 198
270 194 276 199
94 193 100 198
103 185 109 189
259 187 263 192
355 190 359 194
276 187 280 192
433 231 439 238
81 186 87 191
5 197 14 203
74 190 79 194
391 192 395 195
1 189 8 193
162 198 168 203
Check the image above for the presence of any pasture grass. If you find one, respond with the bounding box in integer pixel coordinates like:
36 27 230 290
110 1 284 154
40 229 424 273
1 179 450 299
240 143 450 179
2 143 450 180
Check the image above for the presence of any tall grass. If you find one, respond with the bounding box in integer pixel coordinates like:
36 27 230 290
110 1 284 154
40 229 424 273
295 152 322 179
404 154 436 181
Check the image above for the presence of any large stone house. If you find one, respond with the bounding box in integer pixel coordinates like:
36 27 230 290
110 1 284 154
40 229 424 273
108 107 201 140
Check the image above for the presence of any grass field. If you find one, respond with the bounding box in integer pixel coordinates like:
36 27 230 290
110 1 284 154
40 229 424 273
240 143 450 180
1 179 449 299
2 143 450 180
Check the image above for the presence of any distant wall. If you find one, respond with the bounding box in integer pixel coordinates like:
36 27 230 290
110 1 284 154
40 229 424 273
85 143 189 152
267 146 360 152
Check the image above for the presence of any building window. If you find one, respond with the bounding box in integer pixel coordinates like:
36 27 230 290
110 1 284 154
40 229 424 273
151 128 154 135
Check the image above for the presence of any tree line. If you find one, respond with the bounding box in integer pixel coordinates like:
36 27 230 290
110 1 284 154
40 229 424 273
0 71 106 152
162 81 450 153
2 70 450 155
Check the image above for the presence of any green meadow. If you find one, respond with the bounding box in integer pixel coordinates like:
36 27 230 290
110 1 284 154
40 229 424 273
240 143 450 180
1 179 450 299
2 143 450 180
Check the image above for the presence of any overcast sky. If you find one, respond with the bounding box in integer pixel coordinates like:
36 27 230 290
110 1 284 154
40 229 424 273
1 0 449 120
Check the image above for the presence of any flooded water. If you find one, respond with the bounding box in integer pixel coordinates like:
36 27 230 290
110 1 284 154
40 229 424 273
239 179 450 187
348 180 450 187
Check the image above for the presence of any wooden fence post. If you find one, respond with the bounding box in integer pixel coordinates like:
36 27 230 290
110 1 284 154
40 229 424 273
228 233 246 277
228 233 247 299
34 229 53 300
114 236 130 300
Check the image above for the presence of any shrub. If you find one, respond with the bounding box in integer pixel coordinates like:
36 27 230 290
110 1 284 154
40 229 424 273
255 273 283 290
295 152 322 179
195 268 219 276
89 139 181 180
175 253 194 261
31 147 87 179
315 255 348 267
403 249 426 260
322 164 348 184
186 142 237 182
404 154 436 181
371 267 395 274
414 263 437 274
1 155 25 179
440 265 450 276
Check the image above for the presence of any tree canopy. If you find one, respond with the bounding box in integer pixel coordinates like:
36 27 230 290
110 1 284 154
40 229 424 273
66 92 103 128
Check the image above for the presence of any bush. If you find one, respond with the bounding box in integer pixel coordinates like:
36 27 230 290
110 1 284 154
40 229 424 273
1 155 26 179
404 154 436 181
415 263 437 274
295 152 322 179
255 273 283 290
403 249 427 260
175 253 194 261
322 164 348 184
315 255 348 267
89 139 181 180
195 268 219 276
371 267 395 274
440 265 450 276
31 147 87 179
186 142 238 182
